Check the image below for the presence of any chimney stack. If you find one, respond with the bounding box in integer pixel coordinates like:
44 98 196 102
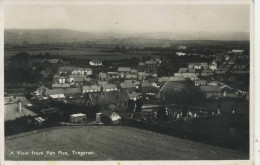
17 99 22 112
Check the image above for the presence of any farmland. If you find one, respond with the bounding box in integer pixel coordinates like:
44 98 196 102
5 126 248 160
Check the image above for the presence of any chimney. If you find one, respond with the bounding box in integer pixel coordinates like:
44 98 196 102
17 99 22 112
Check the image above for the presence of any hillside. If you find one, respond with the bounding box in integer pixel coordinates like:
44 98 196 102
5 126 248 160
5 29 250 45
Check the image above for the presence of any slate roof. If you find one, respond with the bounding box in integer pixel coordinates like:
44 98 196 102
90 59 102 63
5 103 37 121
118 67 131 72
47 59 63 64
88 91 129 106
82 85 101 91
45 88 82 95
120 82 136 89
52 83 70 88
200 86 221 92
160 81 186 92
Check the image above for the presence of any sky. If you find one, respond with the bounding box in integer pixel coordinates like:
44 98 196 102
4 4 250 33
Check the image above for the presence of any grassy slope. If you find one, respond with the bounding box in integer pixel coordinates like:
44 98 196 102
5 126 248 160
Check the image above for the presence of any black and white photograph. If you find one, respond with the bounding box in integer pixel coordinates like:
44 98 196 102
2 0 255 164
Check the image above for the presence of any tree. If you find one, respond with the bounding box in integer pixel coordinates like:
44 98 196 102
157 106 168 121
128 99 135 112
135 97 143 112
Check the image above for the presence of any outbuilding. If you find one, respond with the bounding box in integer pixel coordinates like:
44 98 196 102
70 113 87 123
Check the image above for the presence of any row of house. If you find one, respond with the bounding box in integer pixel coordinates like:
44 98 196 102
58 66 92 75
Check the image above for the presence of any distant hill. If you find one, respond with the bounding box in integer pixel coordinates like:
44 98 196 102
4 29 250 45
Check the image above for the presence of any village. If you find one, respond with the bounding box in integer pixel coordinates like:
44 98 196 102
4 44 250 156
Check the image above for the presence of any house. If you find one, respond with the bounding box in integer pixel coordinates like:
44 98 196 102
138 72 150 80
82 85 101 93
193 80 207 86
120 82 136 92
189 62 208 69
127 92 142 100
181 73 198 80
118 67 131 79
220 85 239 98
52 83 70 88
43 87 82 98
58 66 92 75
200 86 221 98
107 72 119 79
99 72 107 81
89 60 102 66
58 66 74 75
176 52 186 56
72 67 92 75
209 60 218 71
85 90 129 108
144 59 160 73
102 84 118 92
178 45 187 50
53 75 68 84
160 81 187 92
178 68 196 73
44 59 63 67
101 111 122 125
5 97 37 122
70 113 87 123
140 82 157 93
208 81 220 86
232 49 244 54
201 69 214 76
69 75 86 84
158 76 186 82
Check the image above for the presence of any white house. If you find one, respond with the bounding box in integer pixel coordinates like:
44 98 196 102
176 52 186 56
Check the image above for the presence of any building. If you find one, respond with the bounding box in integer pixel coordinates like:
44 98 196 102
101 111 122 125
140 82 156 93
120 82 136 92
70 113 87 123
178 45 187 50
193 80 207 86
107 72 119 79
43 59 63 67
69 75 86 85
52 83 70 88
220 85 239 98
144 59 160 73
209 60 218 71
102 84 118 92
178 68 196 73
200 86 221 98
5 97 37 122
158 76 186 82
201 69 214 76
99 72 107 81
89 60 102 66
57 66 92 75
82 85 101 93
71 67 92 75
176 52 186 56
232 49 244 54
188 62 208 70
118 67 131 79
181 73 198 80
85 90 129 108
43 87 82 98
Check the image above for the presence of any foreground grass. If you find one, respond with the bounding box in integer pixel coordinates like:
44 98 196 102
5 126 248 160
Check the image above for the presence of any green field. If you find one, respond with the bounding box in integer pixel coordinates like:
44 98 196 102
5 126 248 160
